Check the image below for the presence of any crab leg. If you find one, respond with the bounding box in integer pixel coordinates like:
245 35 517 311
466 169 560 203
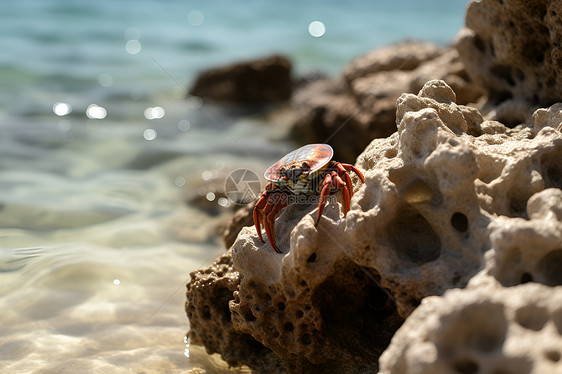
263 194 287 253
340 163 365 183
335 162 354 201
333 172 350 214
253 192 270 243
316 173 333 227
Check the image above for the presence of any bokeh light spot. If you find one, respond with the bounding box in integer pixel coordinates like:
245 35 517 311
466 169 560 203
178 119 191 132
125 39 142 54
308 21 326 37
218 197 230 207
86 104 107 119
201 170 212 181
53 102 72 116
143 128 157 141
98 73 114 87
174 176 186 187
144 106 165 120
206 192 216 201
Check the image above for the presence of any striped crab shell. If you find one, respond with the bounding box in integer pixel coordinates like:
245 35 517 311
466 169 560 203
264 144 334 194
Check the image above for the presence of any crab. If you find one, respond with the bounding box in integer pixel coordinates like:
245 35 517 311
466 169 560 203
253 143 365 253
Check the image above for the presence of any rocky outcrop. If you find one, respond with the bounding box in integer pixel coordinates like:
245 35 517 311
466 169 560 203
290 41 483 163
456 0 562 125
190 55 293 104
379 280 562 374
185 80 562 373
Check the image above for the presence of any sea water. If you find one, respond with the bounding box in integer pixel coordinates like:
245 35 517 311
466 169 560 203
0 1 467 372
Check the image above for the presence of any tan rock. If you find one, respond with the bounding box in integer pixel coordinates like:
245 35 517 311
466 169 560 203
379 281 562 374
343 40 444 82
456 0 562 124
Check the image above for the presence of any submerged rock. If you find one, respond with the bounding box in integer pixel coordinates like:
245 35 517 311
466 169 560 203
186 80 562 373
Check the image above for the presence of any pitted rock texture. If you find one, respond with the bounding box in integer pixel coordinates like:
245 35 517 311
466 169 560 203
186 80 562 373
185 252 284 372
456 0 562 125
379 281 562 374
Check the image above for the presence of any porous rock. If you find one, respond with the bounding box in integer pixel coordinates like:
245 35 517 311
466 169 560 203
379 281 562 374
456 0 562 124
186 80 562 373
185 251 285 373
190 55 293 104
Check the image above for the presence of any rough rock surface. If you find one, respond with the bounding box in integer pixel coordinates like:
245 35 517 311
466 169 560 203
456 0 562 125
290 41 483 163
185 80 562 373
190 55 293 104
185 251 285 373
379 281 562 374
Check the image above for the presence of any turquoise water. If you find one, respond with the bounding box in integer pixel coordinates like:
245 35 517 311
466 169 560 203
0 1 467 372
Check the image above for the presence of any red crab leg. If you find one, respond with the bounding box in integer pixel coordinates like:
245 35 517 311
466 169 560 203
316 173 333 227
333 172 350 214
253 182 276 243
253 191 269 243
341 163 365 183
334 162 353 201
262 198 277 251
261 193 287 253
266 198 287 253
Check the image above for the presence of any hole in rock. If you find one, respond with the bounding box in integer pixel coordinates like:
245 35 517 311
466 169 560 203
437 302 507 354
491 64 515 86
306 253 317 263
536 249 562 286
545 350 560 362
451 212 469 232
520 272 533 284
312 262 403 359
515 305 548 331
388 206 441 264
541 151 562 189
202 305 211 320
507 186 535 217
295 310 304 319
452 357 479 374
385 148 398 158
277 302 285 311
301 334 312 345
284 322 294 333
244 310 257 322
473 34 486 53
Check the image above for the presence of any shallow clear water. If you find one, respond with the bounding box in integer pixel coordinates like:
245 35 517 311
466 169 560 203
0 1 466 372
